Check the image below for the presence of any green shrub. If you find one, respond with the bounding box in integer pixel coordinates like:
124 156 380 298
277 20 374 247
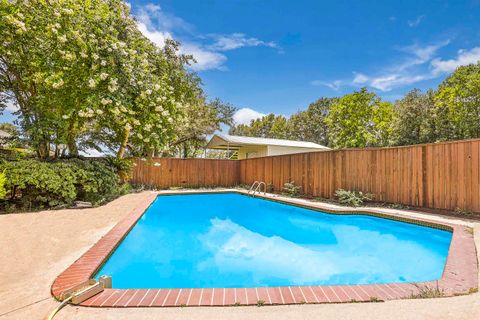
335 189 373 207
0 158 125 211
105 157 133 183
283 181 301 197
0 171 6 199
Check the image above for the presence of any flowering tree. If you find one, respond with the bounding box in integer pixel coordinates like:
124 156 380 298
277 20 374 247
0 0 198 159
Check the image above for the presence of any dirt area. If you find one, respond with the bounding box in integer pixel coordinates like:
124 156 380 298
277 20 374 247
0 191 478 320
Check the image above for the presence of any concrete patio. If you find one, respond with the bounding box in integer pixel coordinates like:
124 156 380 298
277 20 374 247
0 191 479 320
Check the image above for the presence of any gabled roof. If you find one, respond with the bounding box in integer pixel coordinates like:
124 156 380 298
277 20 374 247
206 134 330 150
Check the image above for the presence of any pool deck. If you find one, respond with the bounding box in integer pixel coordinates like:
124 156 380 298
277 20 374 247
50 189 478 308
1 190 479 320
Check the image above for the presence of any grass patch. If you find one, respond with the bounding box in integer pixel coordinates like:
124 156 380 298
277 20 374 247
468 287 478 294
256 300 265 307
409 285 445 299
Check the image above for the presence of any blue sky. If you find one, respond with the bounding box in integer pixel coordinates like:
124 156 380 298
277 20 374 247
3 0 480 125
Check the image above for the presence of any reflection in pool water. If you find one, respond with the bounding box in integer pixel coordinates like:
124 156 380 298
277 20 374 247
95 193 452 288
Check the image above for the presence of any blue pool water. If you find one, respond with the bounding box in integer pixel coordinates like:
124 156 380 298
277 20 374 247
95 193 452 288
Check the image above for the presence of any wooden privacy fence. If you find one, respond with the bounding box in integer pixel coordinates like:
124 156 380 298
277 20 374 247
131 139 480 213
131 158 240 188
240 139 480 213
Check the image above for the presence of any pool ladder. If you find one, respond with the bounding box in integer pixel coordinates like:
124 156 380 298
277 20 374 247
248 181 266 195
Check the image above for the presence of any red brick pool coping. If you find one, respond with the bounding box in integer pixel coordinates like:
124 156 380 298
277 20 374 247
51 191 478 307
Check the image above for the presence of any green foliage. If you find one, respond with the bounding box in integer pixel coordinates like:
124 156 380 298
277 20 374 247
391 89 437 146
335 189 373 207
163 98 237 158
0 0 201 159
0 171 6 199
230 113 289 139
104 156 133 182
256 300 265 307
409 285 445 299
0 159 124 211
453 207 474 216
326 88 395 148
287 97 336 146
434 62 480 140
282 181 301 197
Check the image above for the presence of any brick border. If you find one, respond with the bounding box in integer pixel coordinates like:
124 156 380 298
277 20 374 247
51 191 478 307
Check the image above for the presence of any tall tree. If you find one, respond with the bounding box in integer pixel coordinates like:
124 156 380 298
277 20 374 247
288 97 336 146
434 62 480 141
161 97 236 158
0 0 196 159
391 89 437 146
326 88 395 148
229 113 289 138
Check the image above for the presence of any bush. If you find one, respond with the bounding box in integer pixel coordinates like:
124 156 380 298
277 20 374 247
283 181 301 197
0 158 126 211
0 171 6 199
335 189 373 207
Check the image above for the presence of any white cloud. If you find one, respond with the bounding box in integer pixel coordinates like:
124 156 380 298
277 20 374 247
137 22 172 48
209 33 278 51
352 72 369 84
5 100 18 112
431 47 480 74
310 40 458 92
136 3 191 34
179 43 227 71
233 108 265 125
407 15 425 27
370 74 430 91
134 3 279 71
311 80 343 90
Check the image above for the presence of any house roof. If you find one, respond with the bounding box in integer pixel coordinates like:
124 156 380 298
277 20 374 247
0 130 11 138
206 134 330 150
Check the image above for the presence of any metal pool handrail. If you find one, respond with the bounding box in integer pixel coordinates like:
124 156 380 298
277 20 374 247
248 181 260 194
248 181 266 195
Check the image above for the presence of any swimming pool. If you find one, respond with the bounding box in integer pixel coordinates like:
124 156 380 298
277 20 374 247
94 193 452 289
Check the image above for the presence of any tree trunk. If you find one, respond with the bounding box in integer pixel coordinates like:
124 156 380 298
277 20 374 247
183 144 188 158
66 120 78 157
116 127 130 159
37 140 50 159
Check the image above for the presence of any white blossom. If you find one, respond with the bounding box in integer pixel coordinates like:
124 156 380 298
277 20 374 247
58 34 67 43
88 79 96 88
52 79 64 89
101 98 112 105
100 73 108 80
92 53 99 60
154 84 161 90
6 16 27 33
63 52 75 61
100 60 107 66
